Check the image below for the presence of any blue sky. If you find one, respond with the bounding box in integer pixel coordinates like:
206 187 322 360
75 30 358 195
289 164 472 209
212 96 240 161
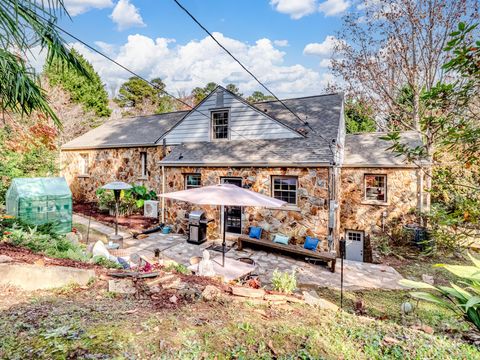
55 0 352 97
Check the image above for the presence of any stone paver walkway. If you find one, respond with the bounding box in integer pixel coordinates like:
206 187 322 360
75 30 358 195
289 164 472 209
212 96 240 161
73 214 130 240
73 214 405 290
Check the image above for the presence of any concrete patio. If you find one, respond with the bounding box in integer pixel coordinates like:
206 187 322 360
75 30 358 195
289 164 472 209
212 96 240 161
123 232 404 291
74 214 405 290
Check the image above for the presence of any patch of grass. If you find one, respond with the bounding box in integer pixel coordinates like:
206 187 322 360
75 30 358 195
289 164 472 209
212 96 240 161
316 288 469 334
0 289 478 359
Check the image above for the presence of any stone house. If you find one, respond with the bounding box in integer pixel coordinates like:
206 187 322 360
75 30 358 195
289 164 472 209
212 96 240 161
61 86 423 261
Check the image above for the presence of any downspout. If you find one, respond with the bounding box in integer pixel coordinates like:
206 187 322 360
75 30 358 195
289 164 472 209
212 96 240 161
161 165 165 224
161 138 167 224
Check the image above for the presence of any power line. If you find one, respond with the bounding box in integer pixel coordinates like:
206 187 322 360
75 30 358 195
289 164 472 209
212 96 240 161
34 15 312 161
38 11 335 164
171 0 336 159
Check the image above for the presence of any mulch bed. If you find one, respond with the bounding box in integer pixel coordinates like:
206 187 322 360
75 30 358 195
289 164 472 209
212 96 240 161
0 243 107 273
73 203 159 231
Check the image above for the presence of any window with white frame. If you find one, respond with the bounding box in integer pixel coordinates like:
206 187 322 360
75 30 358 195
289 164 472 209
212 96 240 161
364 174 387 202
346 230 363 243
211 110 229 140
79 153 89 175
140 152 147 177
185 174 201 189
272 176 298 205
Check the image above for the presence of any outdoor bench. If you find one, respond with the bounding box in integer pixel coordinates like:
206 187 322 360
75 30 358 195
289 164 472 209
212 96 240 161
237 234 337 273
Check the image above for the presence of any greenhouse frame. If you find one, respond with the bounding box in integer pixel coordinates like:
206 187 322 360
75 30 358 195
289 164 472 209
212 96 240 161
6 177 72 233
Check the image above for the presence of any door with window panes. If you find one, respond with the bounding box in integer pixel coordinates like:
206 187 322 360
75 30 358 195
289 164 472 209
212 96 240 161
220 177 242 234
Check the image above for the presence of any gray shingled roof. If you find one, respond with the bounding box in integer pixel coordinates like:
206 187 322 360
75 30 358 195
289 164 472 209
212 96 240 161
61 111 188 150
343 132 423 167
254 93 343 141
161 137 335 166
160 93 343 166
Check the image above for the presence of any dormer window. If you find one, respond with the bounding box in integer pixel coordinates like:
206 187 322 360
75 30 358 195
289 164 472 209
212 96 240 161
211 110 229 140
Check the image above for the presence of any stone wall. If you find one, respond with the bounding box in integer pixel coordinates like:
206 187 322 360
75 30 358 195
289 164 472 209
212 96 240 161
162 167 331 250
61 147 166 202
339 167 418 236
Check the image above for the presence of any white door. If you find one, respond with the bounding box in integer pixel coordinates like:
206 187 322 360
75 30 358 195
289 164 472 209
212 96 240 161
345 230 364 262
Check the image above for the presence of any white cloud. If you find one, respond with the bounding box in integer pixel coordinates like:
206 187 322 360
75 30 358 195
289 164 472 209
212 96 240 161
318 0 350 16
270 0 317 19
273 40 289 47
110 0 145 31
66 32 333 98
303 35 343 56
319 58 332 68
64 0 113 16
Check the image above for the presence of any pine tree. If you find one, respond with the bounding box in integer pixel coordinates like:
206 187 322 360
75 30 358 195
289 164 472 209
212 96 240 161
44 49 111 117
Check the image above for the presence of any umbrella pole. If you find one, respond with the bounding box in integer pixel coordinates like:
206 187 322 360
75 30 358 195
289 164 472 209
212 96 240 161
222 205 226 267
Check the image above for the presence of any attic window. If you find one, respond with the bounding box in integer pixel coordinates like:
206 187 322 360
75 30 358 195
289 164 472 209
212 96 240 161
211 110 229 140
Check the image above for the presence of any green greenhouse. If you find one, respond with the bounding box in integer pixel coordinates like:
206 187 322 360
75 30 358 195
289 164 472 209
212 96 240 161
6 177 72 233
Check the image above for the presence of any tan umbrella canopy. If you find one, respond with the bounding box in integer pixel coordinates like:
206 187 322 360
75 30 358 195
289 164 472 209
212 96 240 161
160 184 286 265
160 184 286 207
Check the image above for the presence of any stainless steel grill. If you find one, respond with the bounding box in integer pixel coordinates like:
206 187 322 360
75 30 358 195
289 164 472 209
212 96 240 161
188 210 205 226
187 210 210 244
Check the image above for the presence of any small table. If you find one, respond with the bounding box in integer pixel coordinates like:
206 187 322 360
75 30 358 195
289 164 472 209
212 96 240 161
188 256 255 282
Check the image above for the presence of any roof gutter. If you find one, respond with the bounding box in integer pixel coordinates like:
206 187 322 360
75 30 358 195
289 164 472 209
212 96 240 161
341 163 425 168
158 161 332 167
61 143 158 151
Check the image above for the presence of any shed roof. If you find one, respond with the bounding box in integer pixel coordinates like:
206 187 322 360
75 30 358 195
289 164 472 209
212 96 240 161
61 111 188 150
343 132 423 167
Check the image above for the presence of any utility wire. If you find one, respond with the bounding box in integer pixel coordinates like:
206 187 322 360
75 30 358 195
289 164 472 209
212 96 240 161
172 0 336 159
35 14 314 162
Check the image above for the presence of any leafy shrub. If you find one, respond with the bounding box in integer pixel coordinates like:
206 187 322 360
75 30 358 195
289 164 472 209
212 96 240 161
92 255 122 269
400 253 480 331
96 188 136 215
96 184 157 215
126 185 157 208
5 225 88 261
271 269 297 294
165 262 191 275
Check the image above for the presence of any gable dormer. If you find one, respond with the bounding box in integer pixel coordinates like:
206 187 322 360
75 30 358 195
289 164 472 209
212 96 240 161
160 86 302 145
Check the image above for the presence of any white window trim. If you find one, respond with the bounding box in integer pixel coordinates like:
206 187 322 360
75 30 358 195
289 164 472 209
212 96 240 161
271 176 298 206
210 110 230 141
185 173 202 189
140 152 148 178
363 174 387 204
346 230 364 242
78 153 89 177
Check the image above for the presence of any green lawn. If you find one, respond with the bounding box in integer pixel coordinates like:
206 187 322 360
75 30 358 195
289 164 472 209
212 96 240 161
0 283 478 359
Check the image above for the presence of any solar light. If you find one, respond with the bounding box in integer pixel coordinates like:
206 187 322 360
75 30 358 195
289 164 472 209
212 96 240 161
101 181 132 246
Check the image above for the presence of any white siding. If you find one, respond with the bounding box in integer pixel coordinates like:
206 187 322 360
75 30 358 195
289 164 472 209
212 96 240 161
162 88 301 144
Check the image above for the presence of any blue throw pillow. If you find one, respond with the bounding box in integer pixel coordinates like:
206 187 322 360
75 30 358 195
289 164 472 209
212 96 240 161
249 226 262 239
304 236 319 251
273 234 289 245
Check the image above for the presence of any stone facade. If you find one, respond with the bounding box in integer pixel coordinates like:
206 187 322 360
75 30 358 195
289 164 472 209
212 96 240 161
339 167 418 236
61 147 165 202
61 146 419 254
162 167 331 250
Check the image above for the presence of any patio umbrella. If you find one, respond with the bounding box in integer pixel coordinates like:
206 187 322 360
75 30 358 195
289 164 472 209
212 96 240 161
160 184 286 266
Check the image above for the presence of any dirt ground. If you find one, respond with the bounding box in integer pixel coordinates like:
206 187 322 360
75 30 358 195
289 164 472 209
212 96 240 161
74 202 159 231
0 243 107 273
